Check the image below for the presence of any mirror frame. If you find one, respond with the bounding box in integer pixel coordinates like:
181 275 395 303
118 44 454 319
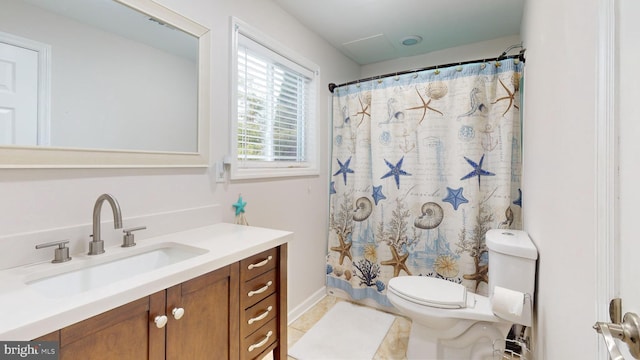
0 0 210 168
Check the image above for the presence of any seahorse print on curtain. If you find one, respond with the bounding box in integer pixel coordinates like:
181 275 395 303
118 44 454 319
327 59 523 307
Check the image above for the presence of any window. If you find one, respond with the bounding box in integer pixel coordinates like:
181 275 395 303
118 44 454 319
231 18 319 179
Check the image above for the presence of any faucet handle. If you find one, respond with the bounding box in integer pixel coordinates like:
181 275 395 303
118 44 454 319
36 240 72 263
122 226 146 247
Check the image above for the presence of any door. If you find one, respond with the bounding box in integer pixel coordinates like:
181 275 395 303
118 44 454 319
617 0 640 358
599 0 640 358
0 41 38 145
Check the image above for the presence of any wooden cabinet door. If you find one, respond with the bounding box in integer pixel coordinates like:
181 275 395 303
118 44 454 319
58 291 165 360
165 263 240 360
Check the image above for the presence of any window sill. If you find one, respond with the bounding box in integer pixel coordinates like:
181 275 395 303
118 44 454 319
230 166 319 180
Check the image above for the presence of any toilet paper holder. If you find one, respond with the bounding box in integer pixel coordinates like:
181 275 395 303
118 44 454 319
491 288 533 326
491 291 533 359
593 298 640 359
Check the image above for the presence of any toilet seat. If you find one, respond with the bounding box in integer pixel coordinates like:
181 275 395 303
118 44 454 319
388 276 467 309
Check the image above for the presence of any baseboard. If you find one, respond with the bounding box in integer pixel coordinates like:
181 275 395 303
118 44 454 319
288 286 327 325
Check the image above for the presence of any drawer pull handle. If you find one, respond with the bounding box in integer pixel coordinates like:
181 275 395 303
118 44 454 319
248 281 273 297
248 256 273 270
154 315 168 328
248 331 273 352
248 306 273 325
172 307 185 320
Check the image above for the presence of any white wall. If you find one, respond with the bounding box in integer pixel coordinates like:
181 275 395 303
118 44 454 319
521 0 600 358
0 0 359 318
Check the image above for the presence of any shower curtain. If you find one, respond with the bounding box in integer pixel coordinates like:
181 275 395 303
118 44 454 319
327 59 523 307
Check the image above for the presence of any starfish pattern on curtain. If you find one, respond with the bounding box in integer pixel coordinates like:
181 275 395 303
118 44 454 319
327 59 523 307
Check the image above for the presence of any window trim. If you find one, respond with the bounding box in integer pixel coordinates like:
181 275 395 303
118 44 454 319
230 17 320 180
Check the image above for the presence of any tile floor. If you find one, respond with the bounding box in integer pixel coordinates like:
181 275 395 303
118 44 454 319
262 295 411 360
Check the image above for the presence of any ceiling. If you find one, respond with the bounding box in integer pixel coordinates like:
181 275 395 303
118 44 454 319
273 0 525 65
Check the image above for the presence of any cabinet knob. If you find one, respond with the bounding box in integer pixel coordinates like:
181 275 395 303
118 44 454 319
154 315 168 328
172 307 185 320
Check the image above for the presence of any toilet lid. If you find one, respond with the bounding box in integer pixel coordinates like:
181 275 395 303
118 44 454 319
388 276 467 309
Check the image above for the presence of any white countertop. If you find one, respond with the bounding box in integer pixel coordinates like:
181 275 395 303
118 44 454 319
0 223 292 340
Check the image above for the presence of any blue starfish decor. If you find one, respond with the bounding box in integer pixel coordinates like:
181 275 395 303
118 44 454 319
442 187 469 210
329 181 336 195
380 156 411 189
333 157 354 185
232 195 247 216
460 154 495 188
372 185 386 205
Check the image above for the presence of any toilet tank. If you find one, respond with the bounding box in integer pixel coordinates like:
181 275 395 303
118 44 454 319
486 229 538 297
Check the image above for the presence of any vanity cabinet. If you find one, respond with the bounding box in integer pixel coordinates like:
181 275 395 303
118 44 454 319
32 244 287 360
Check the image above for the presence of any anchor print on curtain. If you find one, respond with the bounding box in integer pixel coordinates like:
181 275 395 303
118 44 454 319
327 59 523 307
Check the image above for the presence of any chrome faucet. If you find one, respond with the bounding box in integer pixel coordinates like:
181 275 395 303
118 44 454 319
88 193 123 255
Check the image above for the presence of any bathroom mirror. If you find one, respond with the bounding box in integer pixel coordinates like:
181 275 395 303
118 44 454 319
0 0 210 167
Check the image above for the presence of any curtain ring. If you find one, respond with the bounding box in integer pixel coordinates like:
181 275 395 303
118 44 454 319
434 66 440 75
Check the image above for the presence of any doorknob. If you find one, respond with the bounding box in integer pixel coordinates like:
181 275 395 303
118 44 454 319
593 298 640 359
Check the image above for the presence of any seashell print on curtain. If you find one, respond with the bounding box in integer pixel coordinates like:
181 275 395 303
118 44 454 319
327 59 523 307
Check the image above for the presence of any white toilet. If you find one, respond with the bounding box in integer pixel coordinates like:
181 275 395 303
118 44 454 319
387 229 538 360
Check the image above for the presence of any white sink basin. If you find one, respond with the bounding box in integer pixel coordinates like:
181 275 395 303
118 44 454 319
25 244 208 298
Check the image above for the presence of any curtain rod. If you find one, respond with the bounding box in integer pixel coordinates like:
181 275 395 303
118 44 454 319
328 50 525 93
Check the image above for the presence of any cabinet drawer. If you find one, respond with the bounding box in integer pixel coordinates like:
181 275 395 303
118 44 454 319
241 318 278 360
241 269 277 309
241 293 278 338
240 248 277 281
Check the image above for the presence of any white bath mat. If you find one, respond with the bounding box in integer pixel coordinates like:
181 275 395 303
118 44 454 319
289 301 395 360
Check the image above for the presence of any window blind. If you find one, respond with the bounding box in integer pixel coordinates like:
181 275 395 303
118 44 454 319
236 34 314 167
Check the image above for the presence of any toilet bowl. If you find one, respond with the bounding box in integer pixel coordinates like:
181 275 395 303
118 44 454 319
387 230 538 360
388 276 512 359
